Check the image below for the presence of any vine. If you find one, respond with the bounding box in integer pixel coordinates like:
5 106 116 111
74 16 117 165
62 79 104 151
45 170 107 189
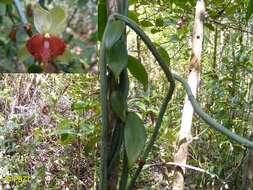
99 13 253 189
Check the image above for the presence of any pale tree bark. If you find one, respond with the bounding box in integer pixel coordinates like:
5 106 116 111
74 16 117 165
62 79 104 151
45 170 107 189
172 1 205 189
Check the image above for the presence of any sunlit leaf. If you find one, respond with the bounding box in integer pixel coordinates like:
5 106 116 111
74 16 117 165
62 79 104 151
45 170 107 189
124 112 146 166
155 17 164 27
71 100 86 110
140 20 153 27
128 10 139 23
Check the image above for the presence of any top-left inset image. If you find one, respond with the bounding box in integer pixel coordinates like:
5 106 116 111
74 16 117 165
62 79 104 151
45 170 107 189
0 0 97 73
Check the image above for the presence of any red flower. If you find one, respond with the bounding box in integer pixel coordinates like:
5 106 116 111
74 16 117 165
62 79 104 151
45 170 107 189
26 34 66 64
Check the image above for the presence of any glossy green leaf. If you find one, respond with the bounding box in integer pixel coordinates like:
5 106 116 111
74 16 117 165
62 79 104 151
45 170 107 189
124 112 146 166
104 20 125 49
48 6 67 35
111 91 127 121
157 46 170 65
127 56 148 90
108 40 128 79
34 4 52 33
246 0 253 22
98 1 107 41
71 100 86 110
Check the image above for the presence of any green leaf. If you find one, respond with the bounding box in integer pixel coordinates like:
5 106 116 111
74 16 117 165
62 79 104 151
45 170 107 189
124 112 146 166
157 46 170 65
127 56 148 90
111 91 127 121
0 0 12 4
108 40 128 78
17 45 30 62
128 10 139 23
98 1 107 41
205 23 215 31
34 4 52 33
104 20 125 49
71 100 86 110
155 17 164 27
80 121 94 134
140 20 153 27
56 49 72 64
150 28 161 34
48 6 67 35
246 0 253 22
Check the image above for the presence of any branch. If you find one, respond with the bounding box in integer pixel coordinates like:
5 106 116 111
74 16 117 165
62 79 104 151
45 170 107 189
13 0 28 24
207 18 253 35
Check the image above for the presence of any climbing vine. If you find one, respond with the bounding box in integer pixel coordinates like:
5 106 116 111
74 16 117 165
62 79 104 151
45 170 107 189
99 12 253 189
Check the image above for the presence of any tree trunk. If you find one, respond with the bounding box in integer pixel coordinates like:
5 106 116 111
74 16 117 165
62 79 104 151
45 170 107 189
172 1 205 189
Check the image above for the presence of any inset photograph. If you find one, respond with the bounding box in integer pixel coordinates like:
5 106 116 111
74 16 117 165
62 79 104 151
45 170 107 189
0 0 97 73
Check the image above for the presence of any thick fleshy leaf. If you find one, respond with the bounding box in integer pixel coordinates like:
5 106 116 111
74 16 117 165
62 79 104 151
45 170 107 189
127 56 148 90
48 6 67 35
108 40 128 78
104 20 125 49
124 112 146 166
26 34 66 63
34 5 52 33
111 91 127 121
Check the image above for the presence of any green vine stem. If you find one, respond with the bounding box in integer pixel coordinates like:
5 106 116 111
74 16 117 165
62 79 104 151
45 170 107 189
99 32 109 190
173 73 253 148
108 13 176 189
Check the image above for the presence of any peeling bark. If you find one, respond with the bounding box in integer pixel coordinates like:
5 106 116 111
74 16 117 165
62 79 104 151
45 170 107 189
172 1 205 189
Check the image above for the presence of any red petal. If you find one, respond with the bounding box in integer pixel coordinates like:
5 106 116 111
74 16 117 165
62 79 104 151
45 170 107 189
47 36 66 59
26 34 44 62
26 34 66 64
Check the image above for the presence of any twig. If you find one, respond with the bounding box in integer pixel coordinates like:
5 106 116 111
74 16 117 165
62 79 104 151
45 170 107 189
13 0 28 24
145 161 227 186
207 18 253 35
